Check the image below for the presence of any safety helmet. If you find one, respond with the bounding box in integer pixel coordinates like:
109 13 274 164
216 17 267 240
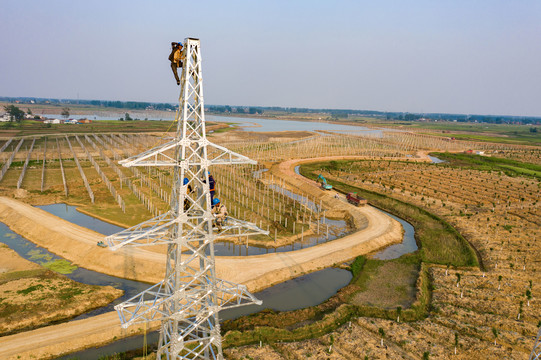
183 178 189 185
207 171 211 175
212 198 220 205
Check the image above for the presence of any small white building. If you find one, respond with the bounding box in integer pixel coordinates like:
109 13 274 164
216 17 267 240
0 113 10 122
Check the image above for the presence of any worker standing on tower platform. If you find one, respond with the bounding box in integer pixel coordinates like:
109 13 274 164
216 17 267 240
183 177 192 212
168 42 184 85
211 198 228 231
203 171 216 204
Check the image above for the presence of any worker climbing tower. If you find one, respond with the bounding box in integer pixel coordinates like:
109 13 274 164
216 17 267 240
106 37 268 359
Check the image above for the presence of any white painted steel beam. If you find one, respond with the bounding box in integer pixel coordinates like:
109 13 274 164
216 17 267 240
107 38 266 360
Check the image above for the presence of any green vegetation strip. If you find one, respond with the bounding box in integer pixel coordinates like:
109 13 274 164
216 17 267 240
301 160 479 268
431 152 541 180
374 122 541 146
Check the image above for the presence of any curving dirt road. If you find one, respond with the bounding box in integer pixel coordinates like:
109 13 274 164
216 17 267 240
0 156 403 359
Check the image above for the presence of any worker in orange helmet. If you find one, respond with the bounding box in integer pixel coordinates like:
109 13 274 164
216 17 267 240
169 42 184 85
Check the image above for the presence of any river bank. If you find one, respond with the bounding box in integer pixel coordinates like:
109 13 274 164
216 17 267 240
0 155 404 359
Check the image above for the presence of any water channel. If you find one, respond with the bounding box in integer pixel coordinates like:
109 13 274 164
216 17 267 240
1 190 417 359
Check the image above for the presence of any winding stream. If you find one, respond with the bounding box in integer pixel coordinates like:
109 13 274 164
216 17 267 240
1 186 417 359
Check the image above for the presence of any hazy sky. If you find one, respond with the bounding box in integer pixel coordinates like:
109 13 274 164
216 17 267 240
1 0 540 116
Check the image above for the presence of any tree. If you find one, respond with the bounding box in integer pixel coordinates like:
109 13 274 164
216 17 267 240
492 328 498 345
454 332 459 355
396 306 402 322
124 113 133 121
3 105 25 122
61 107 70 119
526 289 532 306
378 327 385 347
26 108 32 115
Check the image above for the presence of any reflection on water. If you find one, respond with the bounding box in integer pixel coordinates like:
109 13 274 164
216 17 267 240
37 202 349 258
37 204 125 236
56 267 352 360
213 216 347 256
372 208 418 260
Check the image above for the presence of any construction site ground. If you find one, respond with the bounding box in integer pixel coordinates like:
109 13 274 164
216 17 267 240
0 156 404 360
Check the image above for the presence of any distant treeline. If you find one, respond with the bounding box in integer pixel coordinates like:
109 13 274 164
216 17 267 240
0 97 176 111
2 97 539 125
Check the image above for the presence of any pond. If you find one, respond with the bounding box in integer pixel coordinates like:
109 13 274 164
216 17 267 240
207 115 379 134
428 155 446 163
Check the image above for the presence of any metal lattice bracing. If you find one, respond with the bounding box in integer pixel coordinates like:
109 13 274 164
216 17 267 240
106 37 268 359
531 326 541 360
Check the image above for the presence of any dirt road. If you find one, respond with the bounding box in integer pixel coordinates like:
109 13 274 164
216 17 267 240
0 156 403 359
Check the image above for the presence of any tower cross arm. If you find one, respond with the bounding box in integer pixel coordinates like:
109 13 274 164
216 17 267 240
119 139 180 167
207 141 257 165
214 217 270 238
105 212 176 250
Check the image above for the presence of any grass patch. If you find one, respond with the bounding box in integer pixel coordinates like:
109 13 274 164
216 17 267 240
432 152 541 180
58 286 84 300
17 284 44 295
27 249 53 262
349 255 367 279
350 254 420 309
222 263 433 348
42 259 78 274
372 121 541 146
0 268 47 282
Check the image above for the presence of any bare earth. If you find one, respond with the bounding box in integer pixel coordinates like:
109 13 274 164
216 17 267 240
0 156 403 359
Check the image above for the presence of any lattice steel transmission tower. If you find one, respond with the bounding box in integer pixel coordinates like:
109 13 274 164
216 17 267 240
106 37 267 359
531 327 541 360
